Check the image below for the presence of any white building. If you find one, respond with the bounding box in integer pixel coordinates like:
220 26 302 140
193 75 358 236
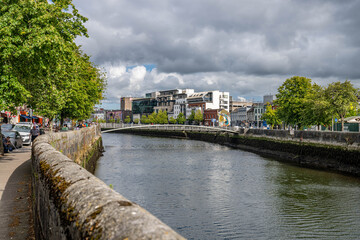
246 103 264 128
263 94 276 105
170 89 194 119
186 91 230 116
231 106 251 126
154 89 194 119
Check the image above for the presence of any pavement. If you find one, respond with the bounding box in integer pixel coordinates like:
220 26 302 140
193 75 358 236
0 146 34 240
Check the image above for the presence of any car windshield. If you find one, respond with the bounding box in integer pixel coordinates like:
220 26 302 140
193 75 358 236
13 125 31 132
2 131 15 138
1 124 13 131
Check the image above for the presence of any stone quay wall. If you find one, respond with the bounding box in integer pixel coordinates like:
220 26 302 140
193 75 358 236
115 128 360 177
32 125 184 240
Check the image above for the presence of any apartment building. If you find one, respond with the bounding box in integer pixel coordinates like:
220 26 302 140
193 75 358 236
172 89 194 119
154 89 195 119
120 97 133 111
229 96 253 112
186 91 230 116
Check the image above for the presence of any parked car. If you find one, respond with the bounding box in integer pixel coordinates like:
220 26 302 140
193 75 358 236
2 130 23 149
12 124 32 145
1 123 15 131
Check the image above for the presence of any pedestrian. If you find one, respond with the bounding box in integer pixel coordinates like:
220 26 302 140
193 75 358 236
3 136 13 153
30 125 40 142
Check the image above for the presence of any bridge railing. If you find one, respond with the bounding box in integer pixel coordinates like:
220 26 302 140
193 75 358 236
100 123 240 133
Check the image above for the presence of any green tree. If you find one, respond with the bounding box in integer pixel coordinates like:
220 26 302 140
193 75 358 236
325 80 359 131
187 110 195 124
0 0 105 130
159 110 169 124
301 84 332 129
176 112 186 124
140 115 149 124
133 119 139 124
262 104 281 129
148 112 157 124
58 50 106 125
274 76 313 129
169 117 176 124
194 109 203 125
0 0 87 105
124 115 131 123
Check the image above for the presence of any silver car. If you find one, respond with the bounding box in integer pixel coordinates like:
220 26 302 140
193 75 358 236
12 124 32 145
2 130 23 149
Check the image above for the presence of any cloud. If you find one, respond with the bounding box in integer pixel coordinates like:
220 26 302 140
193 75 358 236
74 0 360 107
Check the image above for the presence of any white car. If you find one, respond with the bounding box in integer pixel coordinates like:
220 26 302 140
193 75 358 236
13 124 32 145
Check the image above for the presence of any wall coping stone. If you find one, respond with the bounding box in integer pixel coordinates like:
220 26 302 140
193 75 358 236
32 126 185 240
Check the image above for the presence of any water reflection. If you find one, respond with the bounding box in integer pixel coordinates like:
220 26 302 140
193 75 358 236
96 133 360 240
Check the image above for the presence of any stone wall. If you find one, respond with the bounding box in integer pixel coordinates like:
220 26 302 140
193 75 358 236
32 125 184 240
241 129 360 148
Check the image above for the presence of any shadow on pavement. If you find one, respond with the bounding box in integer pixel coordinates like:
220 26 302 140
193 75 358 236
0 147 34 240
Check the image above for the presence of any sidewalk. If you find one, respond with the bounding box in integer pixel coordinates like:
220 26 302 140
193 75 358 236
0 146 34 240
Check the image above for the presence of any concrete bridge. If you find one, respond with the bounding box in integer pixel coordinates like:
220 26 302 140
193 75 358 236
100 123 240 134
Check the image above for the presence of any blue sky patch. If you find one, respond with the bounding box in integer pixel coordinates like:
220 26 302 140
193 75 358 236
126 64 156 72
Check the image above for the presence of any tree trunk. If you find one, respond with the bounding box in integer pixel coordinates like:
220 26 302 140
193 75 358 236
49 118 53 132
341 115 344 131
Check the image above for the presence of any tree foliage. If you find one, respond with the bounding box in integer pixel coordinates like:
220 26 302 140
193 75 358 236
156 110 168 124
325 80 359 131
59 50 106 122
124 115 131 123
275 76 313 128
176 112 186 124
187 110 195 123
274 77 359 131
194 109 203 125
0 0 105 124
301 84 332 128
140 115 149 124
262 104 281 129
169 116 176 124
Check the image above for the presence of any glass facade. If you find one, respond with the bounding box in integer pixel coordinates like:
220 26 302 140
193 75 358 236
132 98 157 115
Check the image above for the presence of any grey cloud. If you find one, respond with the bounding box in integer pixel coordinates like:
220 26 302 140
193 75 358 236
73 0 360 105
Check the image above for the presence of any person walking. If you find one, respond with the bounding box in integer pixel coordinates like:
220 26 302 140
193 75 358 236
30 125 40 142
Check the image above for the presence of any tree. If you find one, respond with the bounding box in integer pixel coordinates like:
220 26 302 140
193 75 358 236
274 76 313 128
176 112 186 124
148 112 157 124
133 119 139 124
124 116 131 124
301 84 332 129
187 110 195 123
325 80 359 131
0 0 105 131
194 110 203 125
169 117 176 124
140 115 149 124
58 50 106 125
156 110 168 124
262 104 281 129
0 0 88 112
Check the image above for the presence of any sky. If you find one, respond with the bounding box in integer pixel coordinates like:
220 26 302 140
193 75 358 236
73 0 360 110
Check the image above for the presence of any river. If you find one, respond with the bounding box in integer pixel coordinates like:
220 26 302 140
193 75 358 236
95 133 360 240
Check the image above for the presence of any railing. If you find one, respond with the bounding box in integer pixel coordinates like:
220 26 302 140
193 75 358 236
100 123 240 134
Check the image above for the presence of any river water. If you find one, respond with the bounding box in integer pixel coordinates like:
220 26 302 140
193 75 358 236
95 133 360 240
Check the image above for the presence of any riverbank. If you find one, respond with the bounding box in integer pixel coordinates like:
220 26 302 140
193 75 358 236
113 128 360 177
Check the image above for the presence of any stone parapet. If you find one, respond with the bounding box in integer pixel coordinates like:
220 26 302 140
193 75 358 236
32 125 184 240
